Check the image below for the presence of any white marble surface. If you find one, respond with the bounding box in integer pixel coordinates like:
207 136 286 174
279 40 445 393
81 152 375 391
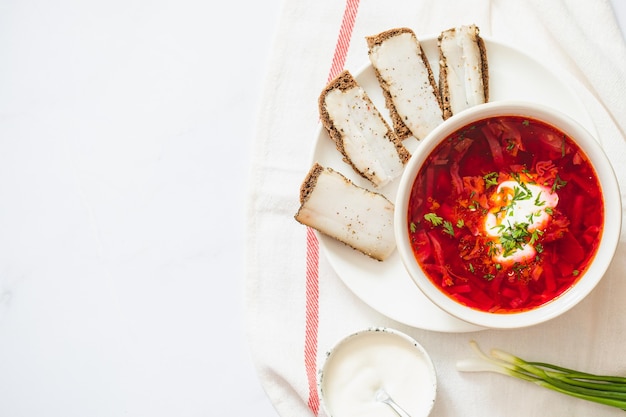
0 0 279 415
0 1 624 416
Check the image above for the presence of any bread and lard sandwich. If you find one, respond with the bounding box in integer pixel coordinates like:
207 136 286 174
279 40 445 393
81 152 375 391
294 163 396 261
366 27 444 140
296 24 489 262
438 24 489 119
318 70 410 188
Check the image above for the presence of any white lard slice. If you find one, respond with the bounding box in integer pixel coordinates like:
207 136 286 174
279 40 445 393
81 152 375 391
368 29 444 140
294 164 396 261
324 85 406 188
320 70 409 188
439 24 487 117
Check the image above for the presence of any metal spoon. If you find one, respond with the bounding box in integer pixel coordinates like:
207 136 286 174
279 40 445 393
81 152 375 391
375 388 412 417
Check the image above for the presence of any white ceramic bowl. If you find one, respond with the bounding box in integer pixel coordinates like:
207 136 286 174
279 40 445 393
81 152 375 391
394 101 621 329
318 327 437 417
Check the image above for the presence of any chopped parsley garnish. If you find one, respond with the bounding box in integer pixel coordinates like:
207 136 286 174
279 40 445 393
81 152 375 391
506 139 516 152
529 229 542 245
486 240 499 257
424 213 457 237
512 185 532 202
483 172 499 188
410 222 417 233
424 213 443 226
443 221 455 237
499 221 530 257
534 191 546 206
551 175 568 193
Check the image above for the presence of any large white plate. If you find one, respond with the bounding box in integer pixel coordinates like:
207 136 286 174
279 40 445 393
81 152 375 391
312 36 595 332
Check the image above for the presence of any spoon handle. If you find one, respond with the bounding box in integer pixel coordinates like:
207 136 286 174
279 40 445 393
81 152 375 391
375 388 412 417
384 400 412 417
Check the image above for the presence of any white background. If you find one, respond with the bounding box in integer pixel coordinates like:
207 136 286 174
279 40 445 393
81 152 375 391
0 0 280 415
0 1 623 416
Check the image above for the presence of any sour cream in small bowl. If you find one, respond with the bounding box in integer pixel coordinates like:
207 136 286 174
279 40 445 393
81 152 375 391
318 328 437 417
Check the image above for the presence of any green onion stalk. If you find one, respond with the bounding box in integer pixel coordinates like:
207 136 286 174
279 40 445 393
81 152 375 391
457 340 626 411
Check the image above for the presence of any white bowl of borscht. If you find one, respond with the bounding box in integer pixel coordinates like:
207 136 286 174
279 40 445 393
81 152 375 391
395 101 621 329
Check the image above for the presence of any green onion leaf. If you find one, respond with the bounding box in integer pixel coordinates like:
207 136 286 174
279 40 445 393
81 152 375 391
458 341 626 412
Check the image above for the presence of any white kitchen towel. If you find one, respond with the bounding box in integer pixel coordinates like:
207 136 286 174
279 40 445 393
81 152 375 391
246 1 626 416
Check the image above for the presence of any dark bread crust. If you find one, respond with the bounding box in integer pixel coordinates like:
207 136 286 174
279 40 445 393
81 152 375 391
478 34 489 103
318 70 358 147
438 34 452 120
366 28 442 139
365 27 413 49
318 70 410 184
297 162 325 204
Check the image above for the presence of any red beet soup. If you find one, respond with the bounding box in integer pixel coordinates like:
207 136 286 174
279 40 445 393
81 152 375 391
407 115 604 313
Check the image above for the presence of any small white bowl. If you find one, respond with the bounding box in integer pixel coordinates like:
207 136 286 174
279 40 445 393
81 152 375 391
318 328 437 417
394 101 621 329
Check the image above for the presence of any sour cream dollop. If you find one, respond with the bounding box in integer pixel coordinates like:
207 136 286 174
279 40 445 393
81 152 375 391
484 180 559 264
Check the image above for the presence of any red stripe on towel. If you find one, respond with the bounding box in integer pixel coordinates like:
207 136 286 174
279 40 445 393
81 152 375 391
304 0 360 415
304 227 320 414
328 0 360 82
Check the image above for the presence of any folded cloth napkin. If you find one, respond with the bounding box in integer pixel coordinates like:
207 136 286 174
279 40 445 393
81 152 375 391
246 1 626 416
